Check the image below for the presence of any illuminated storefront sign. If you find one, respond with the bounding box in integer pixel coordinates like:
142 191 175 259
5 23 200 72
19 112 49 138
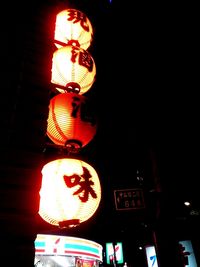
179 240 197 267
34 234 103 267
145 245 158 267
106 242 124 264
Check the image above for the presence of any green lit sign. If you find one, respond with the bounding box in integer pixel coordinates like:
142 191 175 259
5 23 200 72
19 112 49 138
106 242 124 264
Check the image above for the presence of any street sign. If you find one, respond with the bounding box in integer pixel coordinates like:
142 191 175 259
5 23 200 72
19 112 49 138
114 188 145 211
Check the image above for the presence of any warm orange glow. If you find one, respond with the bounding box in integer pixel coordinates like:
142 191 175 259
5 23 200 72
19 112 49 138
38 158 101 227
47 92 97 150
51 45 96 94
54 9 93 50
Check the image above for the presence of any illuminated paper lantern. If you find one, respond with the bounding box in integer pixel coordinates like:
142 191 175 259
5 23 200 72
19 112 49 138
51 44 96 94
38 158 101 227
54 8 93 50
47 92 97 151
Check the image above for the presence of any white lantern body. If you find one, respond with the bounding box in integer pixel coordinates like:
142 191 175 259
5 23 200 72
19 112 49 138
39 158 101 227
51 45 96 94
54 9 93 50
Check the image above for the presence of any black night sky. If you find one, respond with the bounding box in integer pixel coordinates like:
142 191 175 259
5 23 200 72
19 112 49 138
1 0 199 266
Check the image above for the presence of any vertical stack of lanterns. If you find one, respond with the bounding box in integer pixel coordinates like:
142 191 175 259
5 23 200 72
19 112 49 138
38 8 101 229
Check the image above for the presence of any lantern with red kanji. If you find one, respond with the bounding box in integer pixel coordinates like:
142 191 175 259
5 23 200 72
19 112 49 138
51 44 96 94
47 92 97 151
38 158 101 227
54 8 93 50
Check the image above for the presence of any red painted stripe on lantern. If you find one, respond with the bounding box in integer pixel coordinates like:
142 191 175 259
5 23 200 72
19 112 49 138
50 96 67 141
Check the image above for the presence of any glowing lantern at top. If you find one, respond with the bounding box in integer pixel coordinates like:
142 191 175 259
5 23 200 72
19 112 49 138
38 158 101 227
54 8 94 50
51 44 96 94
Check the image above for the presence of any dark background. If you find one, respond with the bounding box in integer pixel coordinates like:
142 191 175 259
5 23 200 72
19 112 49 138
0 0 199 266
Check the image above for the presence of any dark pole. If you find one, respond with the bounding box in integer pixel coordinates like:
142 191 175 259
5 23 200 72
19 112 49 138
112 242 117 267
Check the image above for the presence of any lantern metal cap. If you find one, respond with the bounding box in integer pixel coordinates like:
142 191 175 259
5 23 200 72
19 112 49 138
65 139 83 154
59 219 80 229
50 82 80 94
65 82 81 93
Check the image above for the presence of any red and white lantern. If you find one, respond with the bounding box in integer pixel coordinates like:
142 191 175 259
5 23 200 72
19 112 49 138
51 44 96 94
47 92 97 151
38 158 101 227
54 8 93 50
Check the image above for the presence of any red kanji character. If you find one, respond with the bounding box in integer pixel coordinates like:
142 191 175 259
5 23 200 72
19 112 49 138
64 166 97 202
68 9 90 32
